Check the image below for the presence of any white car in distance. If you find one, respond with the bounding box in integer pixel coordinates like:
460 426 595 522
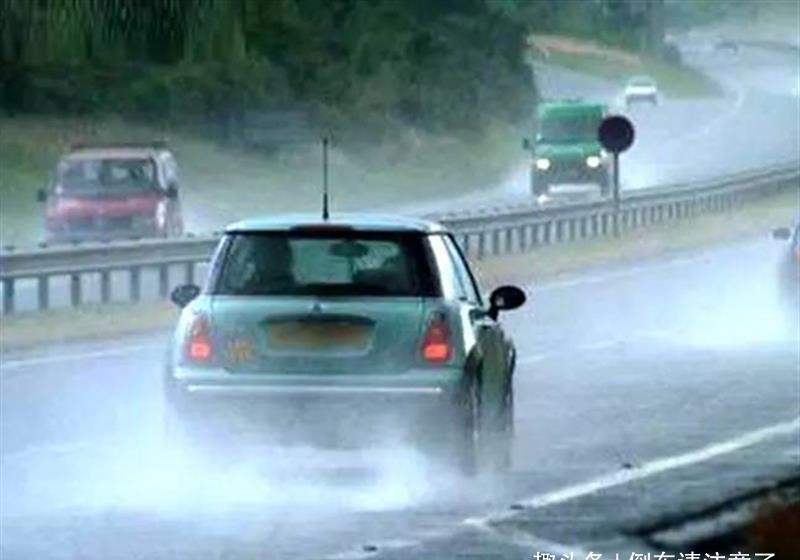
624 75 659 108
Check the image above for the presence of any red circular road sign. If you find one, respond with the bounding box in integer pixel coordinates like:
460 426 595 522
598 116 635 154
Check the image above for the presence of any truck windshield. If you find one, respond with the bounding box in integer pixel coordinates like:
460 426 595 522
213 231 438 297
56 158 157 193
539 114 600 143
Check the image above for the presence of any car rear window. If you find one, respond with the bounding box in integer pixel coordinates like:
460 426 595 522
211 231 438 297
56 157 157 193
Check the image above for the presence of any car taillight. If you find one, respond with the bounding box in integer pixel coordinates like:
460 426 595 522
185 314 212 363
421 315 451 363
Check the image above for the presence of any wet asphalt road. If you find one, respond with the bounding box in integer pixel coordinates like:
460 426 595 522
2 236 798 559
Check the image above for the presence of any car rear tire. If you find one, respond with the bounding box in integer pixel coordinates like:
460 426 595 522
451 378 480 476
448 374 512 476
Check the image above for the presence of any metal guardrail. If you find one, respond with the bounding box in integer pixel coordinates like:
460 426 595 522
1 162 798 315
438 163 799 259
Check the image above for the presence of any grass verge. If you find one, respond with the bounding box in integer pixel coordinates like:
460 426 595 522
2 185 796 353
529 34 722 98
0 116 520 247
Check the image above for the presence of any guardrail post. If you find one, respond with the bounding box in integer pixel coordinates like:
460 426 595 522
2 278 14 315
100 271 111 304
185 262 195 285
590 214 599 238
477 233 486 260
461 234 471 258
492 229 501 256
555 220 564 243
505 228 513 254
568 219 576 241
70 274 81 307
37 276 49 310
130 266 141 302
518 225 527 252
158 264 169 299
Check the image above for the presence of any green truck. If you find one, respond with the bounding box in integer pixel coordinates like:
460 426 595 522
523 100 611 197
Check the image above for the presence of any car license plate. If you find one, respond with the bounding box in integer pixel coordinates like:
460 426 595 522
267 321 369 350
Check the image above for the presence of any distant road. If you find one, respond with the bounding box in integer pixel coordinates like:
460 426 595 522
399 41 800 215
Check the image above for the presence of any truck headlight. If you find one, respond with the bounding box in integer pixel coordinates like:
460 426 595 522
535 158 551 171
586 155 602 168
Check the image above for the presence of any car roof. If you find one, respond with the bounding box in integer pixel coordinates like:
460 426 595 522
64 147 164 160
538 100 605 117
226 213 448 234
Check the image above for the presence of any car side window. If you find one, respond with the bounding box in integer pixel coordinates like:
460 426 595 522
162 153 178 187
442 234 481 304
427 234 467 300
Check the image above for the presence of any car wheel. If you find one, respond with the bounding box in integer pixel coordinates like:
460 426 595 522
495 381 514 472
454 377 480 476
449 373 513 476
532 174 548 197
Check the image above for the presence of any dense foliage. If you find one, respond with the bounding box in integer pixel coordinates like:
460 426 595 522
0 0 533 141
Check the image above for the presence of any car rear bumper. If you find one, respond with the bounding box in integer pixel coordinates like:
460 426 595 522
625 92 657 102
534 167 608 187
45 220 160 243
165 366 466 445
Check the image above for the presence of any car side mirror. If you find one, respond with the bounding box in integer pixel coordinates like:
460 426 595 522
522 138 531 150
36 188 47 203
170 284 200 308
166 184 179 199
773 227 792 240
488 285 526 320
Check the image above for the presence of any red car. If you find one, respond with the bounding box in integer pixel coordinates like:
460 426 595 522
37 142 184 243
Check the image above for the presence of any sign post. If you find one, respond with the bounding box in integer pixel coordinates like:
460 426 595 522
598 116 635 236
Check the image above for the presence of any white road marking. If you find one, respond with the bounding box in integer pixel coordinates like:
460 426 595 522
0 344 157 373
322 418 799 559
465 416 800 526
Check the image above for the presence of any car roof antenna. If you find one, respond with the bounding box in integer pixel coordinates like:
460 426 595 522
322 136 330 221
